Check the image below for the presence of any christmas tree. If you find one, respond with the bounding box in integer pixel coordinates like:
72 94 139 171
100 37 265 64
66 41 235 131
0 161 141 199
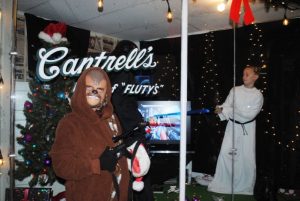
14 22 75 186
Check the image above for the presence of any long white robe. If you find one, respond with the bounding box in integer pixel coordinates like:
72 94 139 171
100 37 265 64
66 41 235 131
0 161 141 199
207 85 264 195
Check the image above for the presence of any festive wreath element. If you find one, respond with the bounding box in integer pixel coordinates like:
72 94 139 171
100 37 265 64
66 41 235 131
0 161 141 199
127 141 151 192
38 22 68 45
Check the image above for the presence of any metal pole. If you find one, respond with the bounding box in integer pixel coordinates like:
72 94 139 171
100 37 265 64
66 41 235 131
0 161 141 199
231 23 237 201
9 0 18 200
179 0 188 200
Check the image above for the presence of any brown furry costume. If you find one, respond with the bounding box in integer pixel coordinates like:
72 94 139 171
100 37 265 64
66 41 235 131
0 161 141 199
50 68 129 201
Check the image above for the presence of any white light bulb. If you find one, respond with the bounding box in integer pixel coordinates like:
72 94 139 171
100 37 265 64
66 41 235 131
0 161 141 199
217 3 226 12
283 18 289 26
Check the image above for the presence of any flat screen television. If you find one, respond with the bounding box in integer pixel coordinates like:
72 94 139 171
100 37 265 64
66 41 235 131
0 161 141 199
137 101 191 145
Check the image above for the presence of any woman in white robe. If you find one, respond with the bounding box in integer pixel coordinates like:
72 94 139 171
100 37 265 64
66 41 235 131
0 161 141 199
208 66 264 195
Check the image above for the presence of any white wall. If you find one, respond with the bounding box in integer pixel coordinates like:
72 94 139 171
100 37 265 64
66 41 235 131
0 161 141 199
0 0 13 200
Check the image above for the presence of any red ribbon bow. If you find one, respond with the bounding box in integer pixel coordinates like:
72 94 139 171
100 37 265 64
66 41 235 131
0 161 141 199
230 0 255 25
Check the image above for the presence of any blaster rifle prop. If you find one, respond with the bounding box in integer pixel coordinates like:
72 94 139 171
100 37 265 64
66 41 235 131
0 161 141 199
152 107 214 119
111 122 148 157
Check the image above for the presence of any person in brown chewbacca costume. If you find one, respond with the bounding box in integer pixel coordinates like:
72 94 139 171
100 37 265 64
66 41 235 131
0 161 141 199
50 67 129 201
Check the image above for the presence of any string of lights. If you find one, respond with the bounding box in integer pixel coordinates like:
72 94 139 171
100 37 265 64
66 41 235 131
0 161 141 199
166 0 173 23
283 8 289 26
263 0 300 11
0 149 3 176
246 23 280 145
199 32 221 107
0 72 4 89
0 149 3 165
97 0 173 22
156 54 180 99
247 23 299 152
98 0 103 12
262 0 300 25
195 31 222 134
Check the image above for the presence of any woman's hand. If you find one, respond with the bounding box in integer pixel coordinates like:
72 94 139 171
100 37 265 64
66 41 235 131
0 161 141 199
214 106 223 114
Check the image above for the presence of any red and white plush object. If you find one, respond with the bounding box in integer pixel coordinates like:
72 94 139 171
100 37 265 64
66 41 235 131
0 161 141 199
127 141 151 191
38 22 68 45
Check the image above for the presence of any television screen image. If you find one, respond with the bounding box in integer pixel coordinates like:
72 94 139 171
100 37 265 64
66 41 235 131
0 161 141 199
137 101 191 144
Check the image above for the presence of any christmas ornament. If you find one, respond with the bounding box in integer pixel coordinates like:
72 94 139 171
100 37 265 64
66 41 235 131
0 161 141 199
38 22 68 45
25 160 32 166
192 195 201 201
24 101 33 109
45 134 51 142
56 91 66 99
24 133 32 142
44 158 51 166
18 150 25 156
42 151 48 158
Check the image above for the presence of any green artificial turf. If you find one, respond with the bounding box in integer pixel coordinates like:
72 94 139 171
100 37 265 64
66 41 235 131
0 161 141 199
153 184 300 201
153 184 255 201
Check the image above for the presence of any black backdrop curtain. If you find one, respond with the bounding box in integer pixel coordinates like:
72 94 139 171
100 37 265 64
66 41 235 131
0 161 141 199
140 18 300 189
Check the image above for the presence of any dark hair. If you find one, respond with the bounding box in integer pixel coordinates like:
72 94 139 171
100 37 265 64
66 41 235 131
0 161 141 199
245 65 261 75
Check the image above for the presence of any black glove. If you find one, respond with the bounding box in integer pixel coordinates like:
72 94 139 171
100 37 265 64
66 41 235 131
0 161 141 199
99 147 118 172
